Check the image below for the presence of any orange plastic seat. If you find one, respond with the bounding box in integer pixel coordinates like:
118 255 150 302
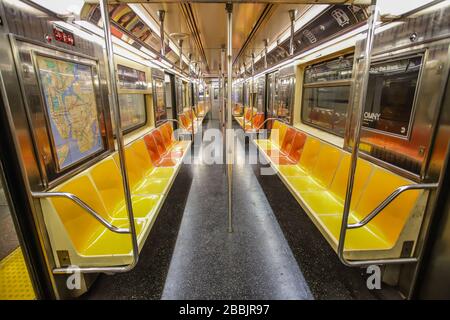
245 113 265 132
269 127 298 164
160 122 174 148
288 131 307 163
144 133 178 167
153 130 183 160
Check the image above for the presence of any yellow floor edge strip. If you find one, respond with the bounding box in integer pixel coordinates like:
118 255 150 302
0 247 35 300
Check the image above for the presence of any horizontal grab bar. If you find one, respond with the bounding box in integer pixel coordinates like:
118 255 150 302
32 191 130 234
347 182 439 229
258 117 289 130
158 118 181 127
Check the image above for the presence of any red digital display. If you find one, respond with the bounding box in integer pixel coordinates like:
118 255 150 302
53 25 75 46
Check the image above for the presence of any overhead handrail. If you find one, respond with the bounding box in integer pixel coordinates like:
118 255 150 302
347 183 439 229
32 192 130 234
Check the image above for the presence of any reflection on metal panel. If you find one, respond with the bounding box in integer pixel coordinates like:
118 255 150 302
11 39 109 183
348 5 450 180
81 3 169 58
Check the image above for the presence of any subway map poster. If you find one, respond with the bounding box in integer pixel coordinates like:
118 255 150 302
36 55 103 170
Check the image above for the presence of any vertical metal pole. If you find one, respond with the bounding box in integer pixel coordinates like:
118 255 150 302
338 1 379 265
251 53 255 130
218 64 222 127
221 46 226 133
289 9 297 56
157 10 165 56
188 53 192 77
179 39 184 70
226 2 233 233
243 61 246 116
264 39 268 69
99 0 138 269
191 72 195 143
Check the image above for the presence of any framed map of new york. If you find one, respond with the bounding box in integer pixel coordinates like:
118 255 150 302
35 53 105 171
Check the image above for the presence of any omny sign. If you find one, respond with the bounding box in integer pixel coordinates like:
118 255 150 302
364 112 381 122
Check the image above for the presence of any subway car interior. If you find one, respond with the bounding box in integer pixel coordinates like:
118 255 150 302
0 0 450 302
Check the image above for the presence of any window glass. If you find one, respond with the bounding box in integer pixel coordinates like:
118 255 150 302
276 75 295 123
302 55 353 137
154 79 167 125
255 77 265 112
304 55 353 84
111 94 146 132
302 86 350 136
267 72 277 118
165 74 173 109
363 55 422 137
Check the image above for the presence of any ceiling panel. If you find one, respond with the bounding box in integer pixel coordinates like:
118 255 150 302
237 4 310 67
142 3 194 68
190 2 266 76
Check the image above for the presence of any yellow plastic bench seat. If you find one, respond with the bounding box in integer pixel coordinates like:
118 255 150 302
318 214 391 251
111 194 162 219
253 122 427 260
298 136 322 174
150 167 177 180
253 139 276 151
172 140 191 153
133 177 170 195
300 191 344 215
113 140 177 193
355 168 421 246
42 133 188 267
276 165 306 177
287 176 327 193
82 217 146 256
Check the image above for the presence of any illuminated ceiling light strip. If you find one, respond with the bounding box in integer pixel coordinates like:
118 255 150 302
129 3 161 37
140 47 158 59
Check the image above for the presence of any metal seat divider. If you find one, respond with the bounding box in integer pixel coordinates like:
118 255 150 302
337 1 440 267
37 0 140 274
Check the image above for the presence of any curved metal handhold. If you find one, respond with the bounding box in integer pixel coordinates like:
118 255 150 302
32 191 130 234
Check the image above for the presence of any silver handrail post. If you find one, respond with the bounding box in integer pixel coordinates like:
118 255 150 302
220 47 226 175
226 2 233 233
32 192 130 234
347 183 439 229
337 0 379 267
99 0 139 271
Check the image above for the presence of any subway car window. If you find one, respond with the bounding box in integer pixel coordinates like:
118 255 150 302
276 75 295 123
255 77 265 112
112 94 147 132
302 55 354 136
165 74 173 109
153 78 167 125
363 55 423 137
115 64 148 133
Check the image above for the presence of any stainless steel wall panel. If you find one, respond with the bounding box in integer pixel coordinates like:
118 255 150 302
347 5 450 181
